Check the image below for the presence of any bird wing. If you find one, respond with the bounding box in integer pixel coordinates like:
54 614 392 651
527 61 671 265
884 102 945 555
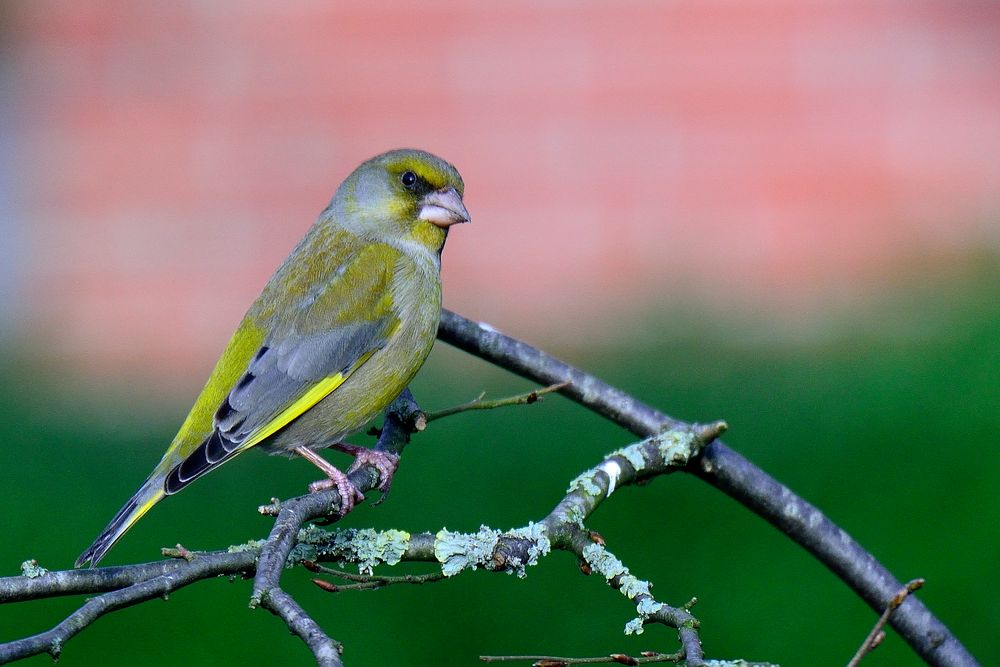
75 229 406 567
161 237 404 494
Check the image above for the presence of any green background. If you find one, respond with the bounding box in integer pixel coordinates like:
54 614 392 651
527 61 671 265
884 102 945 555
1 259 997 666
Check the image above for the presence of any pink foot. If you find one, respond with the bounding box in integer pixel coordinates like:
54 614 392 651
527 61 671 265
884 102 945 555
330 443 400 502
294 446 365 516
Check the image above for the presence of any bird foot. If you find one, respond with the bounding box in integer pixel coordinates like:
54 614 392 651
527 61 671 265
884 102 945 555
295 446 365 516
330 443 400 504
307 472 365 516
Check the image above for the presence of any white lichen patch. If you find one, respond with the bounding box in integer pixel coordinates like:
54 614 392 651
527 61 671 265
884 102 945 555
20 559 48 578
598 460 622 496
434 526 501 576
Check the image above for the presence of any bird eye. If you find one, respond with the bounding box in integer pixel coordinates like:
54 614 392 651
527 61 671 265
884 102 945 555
400 171 417 189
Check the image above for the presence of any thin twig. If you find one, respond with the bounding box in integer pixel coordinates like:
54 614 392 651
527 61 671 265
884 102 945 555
480 655 777 666
304 562 447 592
424 381 569 423
479 651 681 665
847 578 926 667
0 552 256 662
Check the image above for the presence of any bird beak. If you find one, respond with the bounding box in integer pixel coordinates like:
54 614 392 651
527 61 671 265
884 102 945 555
418 187 470 227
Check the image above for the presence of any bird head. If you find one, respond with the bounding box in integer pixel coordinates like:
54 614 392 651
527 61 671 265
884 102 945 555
330 149 469 253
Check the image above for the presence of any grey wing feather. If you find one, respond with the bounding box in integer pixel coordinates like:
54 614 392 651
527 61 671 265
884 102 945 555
164 319 393 495
215 319 393 444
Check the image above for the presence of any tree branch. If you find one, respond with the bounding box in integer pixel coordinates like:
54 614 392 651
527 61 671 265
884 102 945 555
265 588 344 667
0 425 755 665
0 552 255 662
436 309 978 667
0 310 979 666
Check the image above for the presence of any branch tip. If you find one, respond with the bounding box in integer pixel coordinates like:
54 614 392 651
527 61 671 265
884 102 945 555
258 498 282 516
696 420 728 443
161 544 196 560
847 577 927 667
424 382 569 423
312 578 338 593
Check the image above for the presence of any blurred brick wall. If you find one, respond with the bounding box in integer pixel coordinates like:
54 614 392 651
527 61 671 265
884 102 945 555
6 2 1000 380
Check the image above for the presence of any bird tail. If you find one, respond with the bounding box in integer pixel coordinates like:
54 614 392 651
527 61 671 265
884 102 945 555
75 477 166 568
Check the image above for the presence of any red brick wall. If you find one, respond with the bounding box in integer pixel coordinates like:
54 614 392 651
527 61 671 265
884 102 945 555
8 2 1000 378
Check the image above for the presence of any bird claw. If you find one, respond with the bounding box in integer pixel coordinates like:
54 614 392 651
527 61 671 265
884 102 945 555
308 469 365 517
331 443 400 504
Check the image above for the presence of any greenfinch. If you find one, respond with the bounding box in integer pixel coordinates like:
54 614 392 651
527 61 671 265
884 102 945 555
76 149 469 567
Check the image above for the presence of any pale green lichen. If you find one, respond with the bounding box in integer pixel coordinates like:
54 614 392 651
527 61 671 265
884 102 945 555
288 525 334 564
227 539 265 554
288 527 410 575
20 559 48 578
581 543 626 581
624 617 645 635
637 597 664 616
624 591 665 635
583 544 664 636
619 573 652 599
561 503 587 530
611 442 648 472
654 429 699 465
432 524 551 578
566 469 603 496
350 528 410 574
505 522 552 577
434 526 501 576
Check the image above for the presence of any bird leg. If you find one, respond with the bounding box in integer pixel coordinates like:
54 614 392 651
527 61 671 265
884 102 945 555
294 446 365 515
329 442 400 503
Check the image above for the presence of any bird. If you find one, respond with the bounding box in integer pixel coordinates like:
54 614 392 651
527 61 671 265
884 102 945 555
75 148 469 567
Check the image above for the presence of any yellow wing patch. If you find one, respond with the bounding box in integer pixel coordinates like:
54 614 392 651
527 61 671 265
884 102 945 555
238 349 378 451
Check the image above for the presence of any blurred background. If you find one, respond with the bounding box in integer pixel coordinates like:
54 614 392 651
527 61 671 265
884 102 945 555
1 2 998 665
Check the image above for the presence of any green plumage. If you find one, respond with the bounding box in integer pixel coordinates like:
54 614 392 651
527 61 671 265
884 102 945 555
76 149 468 567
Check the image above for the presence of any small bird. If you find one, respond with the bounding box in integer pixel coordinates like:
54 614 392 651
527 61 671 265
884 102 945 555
76 149 469 567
